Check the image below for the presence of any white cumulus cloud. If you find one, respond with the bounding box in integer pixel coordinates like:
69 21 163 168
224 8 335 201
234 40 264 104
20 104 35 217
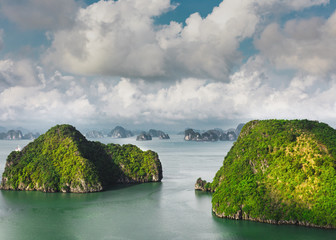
43 0 172 78
255 10 336 75
0 0 79 30
42 0 331 80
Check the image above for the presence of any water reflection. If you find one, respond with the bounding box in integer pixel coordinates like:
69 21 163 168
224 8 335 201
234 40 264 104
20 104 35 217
212 210 336 240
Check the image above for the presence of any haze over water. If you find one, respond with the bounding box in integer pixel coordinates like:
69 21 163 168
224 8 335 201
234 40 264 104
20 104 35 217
0 136 335 240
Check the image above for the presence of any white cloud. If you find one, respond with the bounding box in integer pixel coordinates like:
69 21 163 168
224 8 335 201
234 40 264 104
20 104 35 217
0 0 79 30
0 59 41 90
1 57 336 128
1 0 336 129
156 0 259 79
0 66 97 126
255 10 336 74
43 0 330 80
43 0 172 78
255 0 329 12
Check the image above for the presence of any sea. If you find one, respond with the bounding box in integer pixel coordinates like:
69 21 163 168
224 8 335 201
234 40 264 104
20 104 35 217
0 135 335 240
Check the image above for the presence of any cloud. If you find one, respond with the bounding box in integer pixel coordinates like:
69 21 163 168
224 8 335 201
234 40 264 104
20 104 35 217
42 0 331 80
42 0 256 80
156 0 259 79
255 10 336 75
1 1 335 129
43 0 173 78
254 0 329 12
0 0 79 30
0 65 97 127
0 59 41 90
1 57 336 129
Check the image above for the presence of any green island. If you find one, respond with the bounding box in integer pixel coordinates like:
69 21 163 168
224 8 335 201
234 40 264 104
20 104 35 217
0 124 162 193
196 119 336 228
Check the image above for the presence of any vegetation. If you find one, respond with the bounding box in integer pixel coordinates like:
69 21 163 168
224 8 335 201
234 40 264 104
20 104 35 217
0 124 162 193
203 119 336 228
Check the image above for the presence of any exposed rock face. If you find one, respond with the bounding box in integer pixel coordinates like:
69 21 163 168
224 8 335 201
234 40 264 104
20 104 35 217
195 178 212 192
148 129 170 139
136 132 152 141
158 132 170 139
184 129 202 141
109 126 133 138
198 119 336 228
184 124 244 142
2 130 23 140
235 123 245 137
85 130 104 138
0 130 40 140
22 132 40 140
0 124 163 193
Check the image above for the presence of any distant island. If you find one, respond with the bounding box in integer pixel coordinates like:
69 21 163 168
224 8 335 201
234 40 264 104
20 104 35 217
0 124 162 193
136 132 152 141
185 123 244 141
136 129 170 141
108 126 134 138
196 119 336 228
85 130 104 138
0 130 40 140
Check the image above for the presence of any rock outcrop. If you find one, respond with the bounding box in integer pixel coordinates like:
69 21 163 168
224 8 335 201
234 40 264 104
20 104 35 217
136 132 152 141
195 178 212 192
2 130 23 140
197 119 336 228
0 124 162 193
85 130 104 138
184 124 244 142
0 130 39 140
148 129 170 139
108 126 133 138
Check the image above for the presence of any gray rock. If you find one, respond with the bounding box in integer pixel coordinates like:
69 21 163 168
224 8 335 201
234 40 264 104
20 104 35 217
136 132 152 141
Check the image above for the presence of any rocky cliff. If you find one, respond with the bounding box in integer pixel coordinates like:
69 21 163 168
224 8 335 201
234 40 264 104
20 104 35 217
136 132 152 141
109 126 133 138
0 130 40 140
184 124 243 142
148 129 170 139
85 130 104 138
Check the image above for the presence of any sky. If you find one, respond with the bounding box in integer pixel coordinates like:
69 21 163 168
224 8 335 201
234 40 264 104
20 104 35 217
0 0 336 132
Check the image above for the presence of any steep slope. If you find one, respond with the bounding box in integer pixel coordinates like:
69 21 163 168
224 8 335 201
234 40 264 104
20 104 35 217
0 124 162 193
198 119 336 228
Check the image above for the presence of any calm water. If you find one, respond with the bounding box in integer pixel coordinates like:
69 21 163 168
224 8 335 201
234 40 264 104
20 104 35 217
0 136 335 240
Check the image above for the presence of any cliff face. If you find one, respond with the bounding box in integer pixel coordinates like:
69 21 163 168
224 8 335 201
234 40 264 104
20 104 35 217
0 124 162 193
148 129 170 139
199 119 336 228
136 132 152 141
184 124 243 142
0 130 40 140
85 130 104 138
109 126 133 138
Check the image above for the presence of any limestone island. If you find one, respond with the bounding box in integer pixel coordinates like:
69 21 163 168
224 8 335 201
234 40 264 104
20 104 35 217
0 124 162 193
136 129 170 141
196 119 336 228
108 126 133 138
184 123 244 142
136 132 152 141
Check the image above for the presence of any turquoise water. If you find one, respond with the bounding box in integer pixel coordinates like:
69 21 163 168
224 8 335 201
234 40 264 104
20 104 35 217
0 136 335 240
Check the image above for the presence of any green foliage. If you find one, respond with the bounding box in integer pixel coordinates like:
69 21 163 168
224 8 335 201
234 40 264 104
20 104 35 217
0 124 162 193
209 119 336 227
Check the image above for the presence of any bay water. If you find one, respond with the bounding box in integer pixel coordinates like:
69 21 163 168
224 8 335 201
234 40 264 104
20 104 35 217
0 136 335 240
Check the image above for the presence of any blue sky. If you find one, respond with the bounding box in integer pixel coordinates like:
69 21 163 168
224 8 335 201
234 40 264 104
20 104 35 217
0 0 336 131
